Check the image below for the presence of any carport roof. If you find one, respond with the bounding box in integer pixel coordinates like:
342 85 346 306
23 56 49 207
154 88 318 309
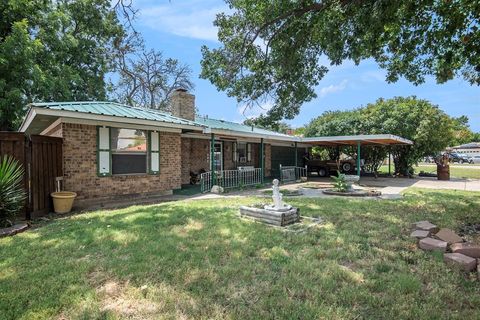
301 134 413 146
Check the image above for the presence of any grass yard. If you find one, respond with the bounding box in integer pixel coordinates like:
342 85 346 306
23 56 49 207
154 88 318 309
1 189 480 319
415 165 480 179
379 164 480 179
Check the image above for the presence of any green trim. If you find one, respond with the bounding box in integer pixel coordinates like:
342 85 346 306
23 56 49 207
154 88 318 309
96 126 111 177
210 133 216 185
357 141 361 176
260 138 264 183
294 141 298 167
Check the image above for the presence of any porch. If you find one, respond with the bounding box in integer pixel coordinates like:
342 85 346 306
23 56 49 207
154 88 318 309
179 132 309 193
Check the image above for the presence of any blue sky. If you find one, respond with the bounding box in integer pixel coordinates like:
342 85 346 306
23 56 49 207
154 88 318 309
134 0 480 131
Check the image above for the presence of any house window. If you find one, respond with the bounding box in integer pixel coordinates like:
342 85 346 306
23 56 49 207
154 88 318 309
110 128 147 174
235 142 252 163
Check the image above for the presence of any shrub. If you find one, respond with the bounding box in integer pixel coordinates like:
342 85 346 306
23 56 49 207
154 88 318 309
331 171 348 192
0 156 26 227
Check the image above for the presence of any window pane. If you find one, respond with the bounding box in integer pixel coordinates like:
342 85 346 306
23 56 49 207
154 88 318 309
112 154 147 174
238 142 246 162
111 128 147 152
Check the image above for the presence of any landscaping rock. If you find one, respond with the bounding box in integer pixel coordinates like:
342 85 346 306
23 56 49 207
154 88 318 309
478 259 480 280
444 253 477 272
412 221 439 233
434 228 463 244
0 223 29 238
419 237 447 252
450 243 480 259
410 230 430 239
211 185 224 194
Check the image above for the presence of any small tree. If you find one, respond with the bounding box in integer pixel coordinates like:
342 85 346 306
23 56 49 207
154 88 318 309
0 156 26 227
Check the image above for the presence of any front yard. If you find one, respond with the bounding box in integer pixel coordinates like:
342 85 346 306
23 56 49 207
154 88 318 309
1 189 479 319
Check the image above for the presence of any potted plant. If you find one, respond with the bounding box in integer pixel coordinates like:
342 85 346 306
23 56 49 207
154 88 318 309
51 177 77 214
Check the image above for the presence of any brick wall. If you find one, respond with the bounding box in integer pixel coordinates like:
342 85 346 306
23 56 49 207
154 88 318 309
60 123 182 204
180 138 210 184
265 143 271 177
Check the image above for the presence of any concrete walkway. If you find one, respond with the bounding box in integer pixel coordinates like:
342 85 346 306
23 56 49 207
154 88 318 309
177 176 480 202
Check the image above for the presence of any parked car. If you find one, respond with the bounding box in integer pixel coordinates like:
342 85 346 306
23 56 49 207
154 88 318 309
424 156 435 163
471 155 480 164
305 158 359 177
448 152 473 164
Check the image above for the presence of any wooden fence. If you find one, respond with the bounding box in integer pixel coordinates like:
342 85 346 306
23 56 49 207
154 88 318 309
0 132 63 219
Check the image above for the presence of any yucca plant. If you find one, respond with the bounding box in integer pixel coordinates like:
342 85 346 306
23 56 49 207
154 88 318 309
0 156 27 227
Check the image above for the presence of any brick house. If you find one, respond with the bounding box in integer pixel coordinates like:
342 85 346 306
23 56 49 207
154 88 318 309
19 89 311 208
19 89 413 209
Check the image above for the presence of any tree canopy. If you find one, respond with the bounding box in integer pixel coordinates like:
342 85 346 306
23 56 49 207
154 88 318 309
0 0 125 131
305 97 458 175
201 0 480 122
0 0 193 130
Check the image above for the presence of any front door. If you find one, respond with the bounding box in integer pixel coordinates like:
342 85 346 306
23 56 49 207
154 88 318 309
211 141 223 171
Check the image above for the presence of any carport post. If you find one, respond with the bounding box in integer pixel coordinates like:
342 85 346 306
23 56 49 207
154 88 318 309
211 133 216 185
356 141 361 176
294 142 298 167
388 147 391 176
260 138 264 184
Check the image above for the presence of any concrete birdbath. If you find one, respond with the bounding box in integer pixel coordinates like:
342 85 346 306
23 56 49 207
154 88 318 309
240 179 299 226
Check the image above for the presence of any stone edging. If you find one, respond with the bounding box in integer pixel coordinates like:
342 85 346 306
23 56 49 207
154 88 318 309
322 189 382 197
0 223 29 238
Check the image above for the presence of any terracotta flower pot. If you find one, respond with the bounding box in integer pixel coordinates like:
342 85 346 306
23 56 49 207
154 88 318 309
51 191 77 214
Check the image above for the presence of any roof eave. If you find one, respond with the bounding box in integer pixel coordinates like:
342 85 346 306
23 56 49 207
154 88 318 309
30 107 205 131
204 127 300 142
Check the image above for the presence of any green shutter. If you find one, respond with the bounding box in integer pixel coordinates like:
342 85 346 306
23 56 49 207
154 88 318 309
97 126 111 177
149 131 160 174
233 142 237 162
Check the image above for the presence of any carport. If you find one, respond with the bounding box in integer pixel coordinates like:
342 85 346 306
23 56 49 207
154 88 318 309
301 134 413 176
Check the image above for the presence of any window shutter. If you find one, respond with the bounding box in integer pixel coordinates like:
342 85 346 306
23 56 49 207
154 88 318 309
97 126 111 176
247 143 252 162
233 142 237 162
149 131 160 174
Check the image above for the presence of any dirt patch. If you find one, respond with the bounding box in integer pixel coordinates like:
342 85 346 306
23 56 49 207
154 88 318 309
97 280 161 319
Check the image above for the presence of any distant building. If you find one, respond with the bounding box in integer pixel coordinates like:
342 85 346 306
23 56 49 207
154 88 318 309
449 142 480 156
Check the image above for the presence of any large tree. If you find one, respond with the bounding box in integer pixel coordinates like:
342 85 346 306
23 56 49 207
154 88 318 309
0 0 126 131
201 0 480 122
112 39 193 111
305 97 456 175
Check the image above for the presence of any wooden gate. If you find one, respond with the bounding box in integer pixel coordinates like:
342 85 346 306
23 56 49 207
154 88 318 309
0 133 63 219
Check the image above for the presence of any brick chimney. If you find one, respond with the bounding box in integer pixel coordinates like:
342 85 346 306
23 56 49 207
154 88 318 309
170 88 195 121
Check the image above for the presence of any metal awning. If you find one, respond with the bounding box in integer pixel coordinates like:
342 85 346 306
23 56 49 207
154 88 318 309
301 134 413 146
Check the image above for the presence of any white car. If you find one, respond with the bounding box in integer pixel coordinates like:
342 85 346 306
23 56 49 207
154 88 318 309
471 155 480 164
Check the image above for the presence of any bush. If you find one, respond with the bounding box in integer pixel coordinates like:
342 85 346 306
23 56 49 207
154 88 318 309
0 156 26 227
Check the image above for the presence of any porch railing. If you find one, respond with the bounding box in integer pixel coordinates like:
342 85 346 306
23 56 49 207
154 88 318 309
280 165 307 183
200 167 263 193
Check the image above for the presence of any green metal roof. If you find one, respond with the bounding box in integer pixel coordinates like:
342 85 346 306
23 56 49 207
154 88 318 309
27 101 295 139
30 101 202 127
195 116 294 138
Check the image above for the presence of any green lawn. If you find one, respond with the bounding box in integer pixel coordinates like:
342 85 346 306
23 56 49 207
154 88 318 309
379 164 480 179
1 189 480 319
